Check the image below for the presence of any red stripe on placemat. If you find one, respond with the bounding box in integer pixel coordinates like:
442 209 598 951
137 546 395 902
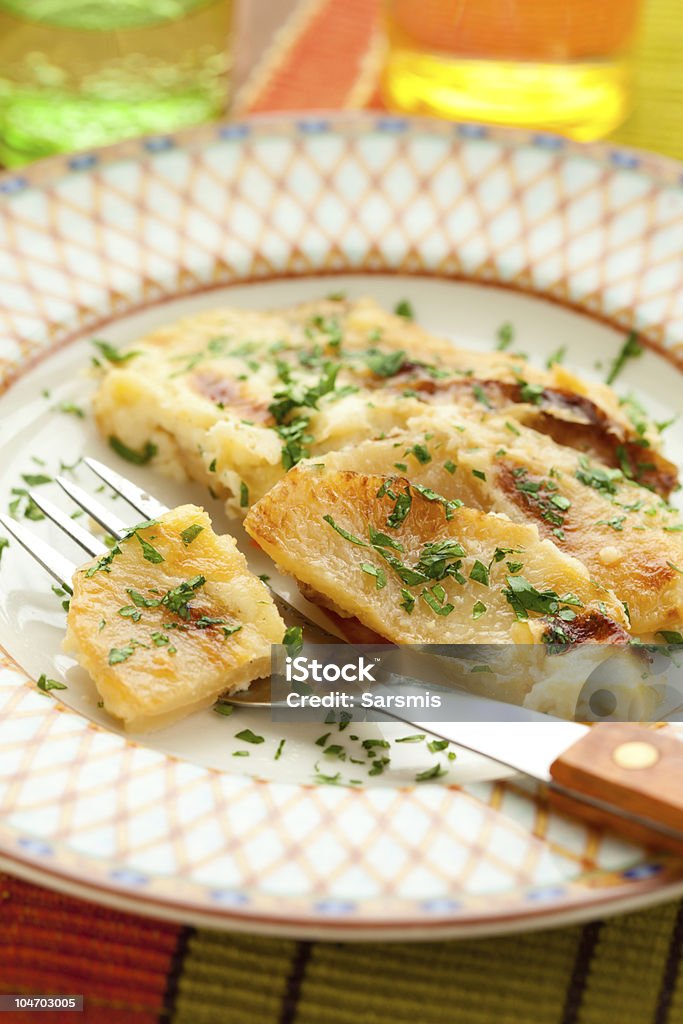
0 874 181 1022
247 0 382 113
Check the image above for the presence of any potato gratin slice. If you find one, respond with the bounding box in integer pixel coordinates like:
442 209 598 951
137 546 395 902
65 504 285 731
244 465 629 646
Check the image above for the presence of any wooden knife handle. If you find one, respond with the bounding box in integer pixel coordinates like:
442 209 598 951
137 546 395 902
549 723 683 857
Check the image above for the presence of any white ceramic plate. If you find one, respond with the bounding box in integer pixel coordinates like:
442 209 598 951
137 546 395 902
0 114 682 939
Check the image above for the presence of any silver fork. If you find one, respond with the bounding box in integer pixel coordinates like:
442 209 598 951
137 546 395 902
0 457 338 706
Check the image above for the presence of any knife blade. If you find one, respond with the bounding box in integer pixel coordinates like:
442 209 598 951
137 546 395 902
382 714 683 856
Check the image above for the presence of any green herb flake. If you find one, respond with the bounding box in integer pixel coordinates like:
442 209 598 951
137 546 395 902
606 331 643 386
235 729 265 745
472 600 487 620
283 626 304 657
395 733 426 743
408 443 432 464
360 562 387 589
472 469 486 481
213 702 235 717
657 630 683 645
546 346 567 369
443 459 457 474
427 739 449 753
180 524 204 546
496 322 514 351
416 763 449 782
365 349 406 378
108 436 158 466
135 533 165 564
469 560 490 587
323 514 367 547
37 673 67 692
93 339 140 363
108 645 135 665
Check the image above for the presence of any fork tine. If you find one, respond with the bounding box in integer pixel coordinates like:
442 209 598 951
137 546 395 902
0 513 76 592
84 457 169 519
55 477 128 540
28 491 108 558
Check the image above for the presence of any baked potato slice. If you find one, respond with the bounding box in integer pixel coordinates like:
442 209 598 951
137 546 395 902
244 465 629 646
94 298 673 516
316 414 683 638
65 504 285 731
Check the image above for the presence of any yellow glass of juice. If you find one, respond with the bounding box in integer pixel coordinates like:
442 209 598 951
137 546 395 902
0 0 232 166
382 0 642 140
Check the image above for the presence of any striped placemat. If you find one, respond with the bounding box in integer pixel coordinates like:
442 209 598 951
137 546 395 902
2 873 683 1022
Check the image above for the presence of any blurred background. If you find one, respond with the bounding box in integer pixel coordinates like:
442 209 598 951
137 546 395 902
0 0 681 167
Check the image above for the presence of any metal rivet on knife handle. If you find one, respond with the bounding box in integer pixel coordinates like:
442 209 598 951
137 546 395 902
612 741 660 771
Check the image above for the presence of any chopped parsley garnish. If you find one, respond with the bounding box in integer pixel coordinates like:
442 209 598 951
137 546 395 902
427 739 449 753
408 443 431 464
421 586 455 617
57 402 85 418
575 456 622 495
505 420 521 436
395 734 426 743
518 380 544 405
323 744 346 760
360 562 387 589
496 322 514 351
469 560 490 586
606 331 642 385
213 702 235 716
274 738 286 760
20 473 52 487
400 588 416 613
234 729 265 744
472 469 486 481
511 466 569 539
161 575 205 618
180 524 204 546
597 515 627 531
240 481 249 508
364 348 407 378
503 575 583 623
0 536 8 563
136 533 165 564
368 524 404 551
415 763 448 781
108 645 135 665
93 339 139 363
657 631 683 645
472 600 487 619
283 626 304 657
386 487 413 529
443 459 457 474
473 383 492 408
118 605 142 622
546 346 567 369
109 436 158 465
323 514 367 547
37 674 67 692
411 483 462 519
664 523 683 532
394 299 414 320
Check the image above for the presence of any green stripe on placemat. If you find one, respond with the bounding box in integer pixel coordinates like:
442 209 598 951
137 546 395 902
610 0 683 160
162 906 683 1023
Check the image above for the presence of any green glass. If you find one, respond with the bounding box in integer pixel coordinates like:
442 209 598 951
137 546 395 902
0 0 232 166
